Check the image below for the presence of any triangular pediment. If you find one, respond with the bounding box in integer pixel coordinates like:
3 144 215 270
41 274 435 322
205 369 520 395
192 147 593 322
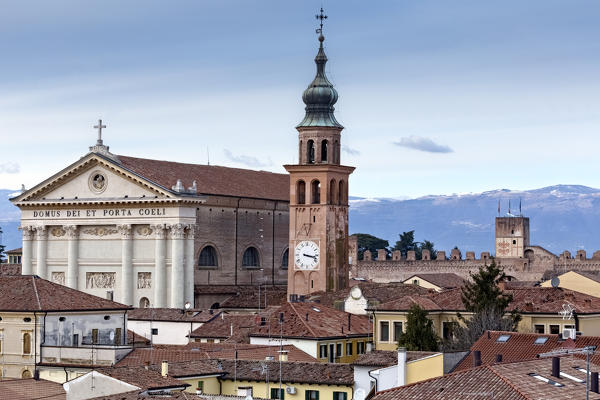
12 153 178 205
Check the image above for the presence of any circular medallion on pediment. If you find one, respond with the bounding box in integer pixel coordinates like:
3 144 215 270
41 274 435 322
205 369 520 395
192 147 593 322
88 170 107 194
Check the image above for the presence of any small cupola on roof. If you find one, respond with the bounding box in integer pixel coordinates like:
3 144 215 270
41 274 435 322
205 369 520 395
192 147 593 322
297 12 343 129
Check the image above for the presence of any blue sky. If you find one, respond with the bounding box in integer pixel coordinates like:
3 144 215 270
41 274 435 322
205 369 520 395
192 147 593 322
1 0 599 198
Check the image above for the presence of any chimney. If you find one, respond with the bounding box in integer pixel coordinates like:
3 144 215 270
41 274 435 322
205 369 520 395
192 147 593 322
397 347 407 386
366 342 373 353
495 354 502 363
279 350 289 362
348 314 351 331
592 372 599 394
306 313 309 321
161 360 169 377
551 357 560 378
473 350 482 367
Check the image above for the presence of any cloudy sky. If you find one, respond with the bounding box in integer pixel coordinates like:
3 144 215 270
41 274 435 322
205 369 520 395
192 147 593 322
1 1 599 198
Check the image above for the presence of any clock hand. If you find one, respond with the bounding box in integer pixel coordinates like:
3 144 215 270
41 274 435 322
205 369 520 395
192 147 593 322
303 253 317 259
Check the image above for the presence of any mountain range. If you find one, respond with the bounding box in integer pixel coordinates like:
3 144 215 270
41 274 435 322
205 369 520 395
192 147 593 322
1 185 600 255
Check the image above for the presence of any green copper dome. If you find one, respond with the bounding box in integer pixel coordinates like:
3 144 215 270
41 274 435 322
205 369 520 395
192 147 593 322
297 35 343 129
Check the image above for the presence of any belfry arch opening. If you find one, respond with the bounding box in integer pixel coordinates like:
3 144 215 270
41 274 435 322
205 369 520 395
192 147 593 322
329 179 336 204
297 180 306 204
307 140 315 164
321 140 328 162
338 180 345 205
311 180 321 204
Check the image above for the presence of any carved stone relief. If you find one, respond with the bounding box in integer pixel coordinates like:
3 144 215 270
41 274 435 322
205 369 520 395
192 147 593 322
50 227 66 237
86 272 116 289
51 272 65 285
137 272 151 289
136 226 154 237
81 226 118 237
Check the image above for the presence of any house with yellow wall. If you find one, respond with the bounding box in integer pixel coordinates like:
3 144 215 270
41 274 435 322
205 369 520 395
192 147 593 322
540 270 600 298
370 286 600 350
249 302 372 363
163 358 354 400
401 273 465 292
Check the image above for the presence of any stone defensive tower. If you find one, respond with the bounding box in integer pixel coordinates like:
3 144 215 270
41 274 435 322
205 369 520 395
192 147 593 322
285 10 354 299
495 216 530 258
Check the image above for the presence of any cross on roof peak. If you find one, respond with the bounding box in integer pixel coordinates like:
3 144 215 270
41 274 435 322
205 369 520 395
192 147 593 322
315 7 327 35
93 119 106 145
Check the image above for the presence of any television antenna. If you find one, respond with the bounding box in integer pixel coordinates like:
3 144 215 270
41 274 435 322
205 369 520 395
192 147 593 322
559 303 575 320
539 346 595 400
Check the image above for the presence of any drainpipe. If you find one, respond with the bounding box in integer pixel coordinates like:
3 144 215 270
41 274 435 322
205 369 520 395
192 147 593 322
234 198 241 286
272 201 276 286
34 312 37 378
368 370 379 393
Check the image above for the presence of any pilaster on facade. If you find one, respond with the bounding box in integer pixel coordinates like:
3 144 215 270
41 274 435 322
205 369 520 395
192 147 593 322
170 223 187 308
20 226 35 275
63 225 79 290
35 226 48 280
117 224 134 306
184 224 197 306
151 224 167 308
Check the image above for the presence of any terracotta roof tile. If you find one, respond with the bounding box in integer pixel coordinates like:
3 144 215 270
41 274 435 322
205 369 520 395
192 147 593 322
97 366 188 390
118 156 289 201
250 302 371 339
6 247 22 254
454 330 600 372
117 343 316 366
352 350 439 367
0 275 130 312
405 273 466 289
0 263 21 276
220 288 288 309
307 282 431 308
189 313 261 343
127 329 150 346
0 378 66 400
127 308 220 323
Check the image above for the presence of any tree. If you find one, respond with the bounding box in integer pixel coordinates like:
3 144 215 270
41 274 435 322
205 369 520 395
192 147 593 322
0 226 5 263
393 230 418 258
354 233 389 260
397 304 439 351
461 260 512 313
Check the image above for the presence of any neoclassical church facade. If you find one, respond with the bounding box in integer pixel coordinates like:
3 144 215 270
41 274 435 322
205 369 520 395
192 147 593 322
11 18 352 308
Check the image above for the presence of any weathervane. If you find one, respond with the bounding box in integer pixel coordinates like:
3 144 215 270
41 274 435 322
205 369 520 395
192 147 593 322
315 7 327 35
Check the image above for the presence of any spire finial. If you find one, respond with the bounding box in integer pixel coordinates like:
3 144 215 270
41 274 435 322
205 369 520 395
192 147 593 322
315 7 327 41
93 119 106 146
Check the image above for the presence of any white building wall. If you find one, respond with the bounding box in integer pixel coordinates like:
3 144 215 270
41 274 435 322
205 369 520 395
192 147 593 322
128 320 204 345
249 336 316 358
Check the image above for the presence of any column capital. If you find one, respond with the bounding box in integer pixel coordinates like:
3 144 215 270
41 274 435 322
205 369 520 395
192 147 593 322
20 226 36 240
117 224 133 239
151 224 167 239
62 225 79 239
170 223 187 239
35 226 48 239
185 224 197 240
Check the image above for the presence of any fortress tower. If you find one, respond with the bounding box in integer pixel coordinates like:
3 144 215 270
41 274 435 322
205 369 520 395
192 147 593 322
285 12 354 298
495 216 530 258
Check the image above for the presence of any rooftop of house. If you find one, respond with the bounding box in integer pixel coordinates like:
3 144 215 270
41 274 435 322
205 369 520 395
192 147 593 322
188 312 267 343
0 378 66 400
454 330 600 372
127 329 151 347
373 356 600 400
118 155 290 201
373 286 600 314
116 343 316 366
219 287 288 309
5 247 22 254
0 275 130 312
127 308 220 323
250 302 372 340
352 350 439 368
0 263 21 276
96 365 189 391
404 273 466 289
158 359 354 386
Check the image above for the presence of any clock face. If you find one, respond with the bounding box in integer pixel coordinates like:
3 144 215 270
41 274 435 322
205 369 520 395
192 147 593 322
294 240 320 270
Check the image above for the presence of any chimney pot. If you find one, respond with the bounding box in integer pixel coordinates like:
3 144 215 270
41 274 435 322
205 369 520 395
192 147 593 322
592 371 599 393
161 360 169 377
473 350 482 367
551 357 560 378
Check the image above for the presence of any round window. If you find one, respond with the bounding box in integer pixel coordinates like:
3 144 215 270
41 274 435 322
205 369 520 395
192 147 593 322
88 170 108 193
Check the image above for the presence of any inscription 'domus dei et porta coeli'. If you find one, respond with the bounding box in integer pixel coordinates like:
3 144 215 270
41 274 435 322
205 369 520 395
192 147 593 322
28 207 169 220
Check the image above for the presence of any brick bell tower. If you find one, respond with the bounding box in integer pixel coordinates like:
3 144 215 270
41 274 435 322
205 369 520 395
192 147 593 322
285 10 355 299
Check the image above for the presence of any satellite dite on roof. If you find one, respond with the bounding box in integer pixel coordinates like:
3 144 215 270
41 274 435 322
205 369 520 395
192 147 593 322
551 276 561 288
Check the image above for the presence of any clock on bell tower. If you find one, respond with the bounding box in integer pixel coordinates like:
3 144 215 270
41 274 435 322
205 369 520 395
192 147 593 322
285 10 354 299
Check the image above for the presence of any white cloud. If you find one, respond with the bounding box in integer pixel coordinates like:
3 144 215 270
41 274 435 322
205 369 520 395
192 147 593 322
393 136 453 153
342 145 360 156
0 163 19 174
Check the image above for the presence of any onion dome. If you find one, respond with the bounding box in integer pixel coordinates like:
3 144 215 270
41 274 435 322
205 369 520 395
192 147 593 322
297 34 343 129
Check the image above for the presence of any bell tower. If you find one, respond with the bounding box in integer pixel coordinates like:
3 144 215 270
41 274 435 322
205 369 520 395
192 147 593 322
285 9 355 299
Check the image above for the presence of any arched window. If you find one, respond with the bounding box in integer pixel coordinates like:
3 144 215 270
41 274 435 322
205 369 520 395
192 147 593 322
307 140 315 164
321 140 328 162
329 179 337 204
22 369 32 379
198 246 218 268
139 297 150 308
281 249 289 270
23 332 31 355
297 180 306 204
242 247 260 268
311 180 321 204
338 180 345 205
334 140 339 163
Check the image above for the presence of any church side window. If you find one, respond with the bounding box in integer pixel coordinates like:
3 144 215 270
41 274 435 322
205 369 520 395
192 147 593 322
281 249 289 270
242 247 260 268
329 179 337 204
311 180 321 204
198 246 218 268
297 180 306 204
321 140 328 162
307 140 315 164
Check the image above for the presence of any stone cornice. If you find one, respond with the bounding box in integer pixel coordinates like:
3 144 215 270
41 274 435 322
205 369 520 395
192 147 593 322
15 197 204 208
